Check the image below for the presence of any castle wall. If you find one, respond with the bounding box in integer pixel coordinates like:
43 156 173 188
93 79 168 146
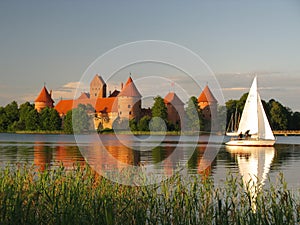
35 101 53 113
117 97 141 121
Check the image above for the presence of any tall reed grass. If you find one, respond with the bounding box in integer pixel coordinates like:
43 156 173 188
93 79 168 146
0 164 299 225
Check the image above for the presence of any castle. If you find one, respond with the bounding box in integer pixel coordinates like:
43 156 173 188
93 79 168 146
34 74 217 130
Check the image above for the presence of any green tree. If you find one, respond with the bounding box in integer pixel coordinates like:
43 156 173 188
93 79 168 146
151 96 168 131
129 119 138 132
25 109 40 130
236 93 248 113
0 106 8 132
63 110 73 134
216 105 227 132
137 116 151 131
185 96 203 131
0 101 20 132
40 107 62 131
72 104 92 134
5 101 19 125
289 112 300 130
17 102 35 131
268 99 288 130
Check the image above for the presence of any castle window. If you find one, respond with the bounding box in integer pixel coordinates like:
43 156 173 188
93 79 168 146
129 111 132 115
120 112 122 115
128 104 131 108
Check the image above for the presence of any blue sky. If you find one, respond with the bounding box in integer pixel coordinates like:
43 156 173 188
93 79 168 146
0 1 299 111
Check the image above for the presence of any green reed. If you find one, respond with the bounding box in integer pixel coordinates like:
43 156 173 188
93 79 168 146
0 164 299 225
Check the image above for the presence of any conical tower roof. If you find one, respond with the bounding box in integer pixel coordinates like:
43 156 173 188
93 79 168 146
118 77 142 97
164 92 184 105
35 86 54 103
198 85 217 103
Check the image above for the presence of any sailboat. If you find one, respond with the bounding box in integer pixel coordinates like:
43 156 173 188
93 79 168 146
226 108 240 136
226 76 276 146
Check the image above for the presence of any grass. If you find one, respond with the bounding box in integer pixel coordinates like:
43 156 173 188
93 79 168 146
0 164 299 224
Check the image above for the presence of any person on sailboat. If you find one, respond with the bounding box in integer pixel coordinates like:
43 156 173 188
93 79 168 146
238 132 243 140
245 130 251 139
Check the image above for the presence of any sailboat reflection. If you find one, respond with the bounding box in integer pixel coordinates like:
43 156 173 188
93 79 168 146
226 146 275 210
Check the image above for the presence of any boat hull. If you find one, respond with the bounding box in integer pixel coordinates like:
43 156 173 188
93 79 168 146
225 139 275 146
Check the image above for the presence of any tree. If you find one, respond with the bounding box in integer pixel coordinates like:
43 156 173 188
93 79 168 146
137 116 151 131
151 96 168 131
0 106 8 132
25 109 40 130
129 119 138 132
5 101 19 125
289 112 300 130
17 102 35 131
72 104 93 134
268 99 288 130
185 96 203 131
216 105 227 132
63 110 73 134
40 107 62 131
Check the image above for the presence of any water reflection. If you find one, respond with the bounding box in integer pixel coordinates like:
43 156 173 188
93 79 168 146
33 142 85 171
226 146 275 210
34 142 52 171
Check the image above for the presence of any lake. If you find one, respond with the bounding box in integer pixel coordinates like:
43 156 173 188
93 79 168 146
0 133 300 188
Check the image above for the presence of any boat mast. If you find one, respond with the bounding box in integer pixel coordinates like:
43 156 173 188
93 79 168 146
256 76 260 140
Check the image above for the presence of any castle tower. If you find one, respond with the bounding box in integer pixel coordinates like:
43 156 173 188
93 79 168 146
164 92 184 128
35 86 54 112
198 85 218 130
90 74 106 98
117 77 142 120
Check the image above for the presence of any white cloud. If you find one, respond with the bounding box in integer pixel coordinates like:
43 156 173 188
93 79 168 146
52 81 84 101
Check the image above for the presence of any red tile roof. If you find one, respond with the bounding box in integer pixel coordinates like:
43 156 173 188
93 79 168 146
55 97 118 115
118 77 142 97
55 100 73 115
35 86 54 104
198 85 217 103
164 92 184 105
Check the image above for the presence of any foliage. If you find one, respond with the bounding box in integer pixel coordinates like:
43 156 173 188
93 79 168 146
112 117 130 131
39 107 62 131
25 109 40 131
137 116 151 131
268 99 289 130
151 96 167 121
225 93 300 131
129 119 138 132
4 101 19 125
63 110 73 134
151 96 168 131
71 104 93 134
0 165 299 225
185 96 203 131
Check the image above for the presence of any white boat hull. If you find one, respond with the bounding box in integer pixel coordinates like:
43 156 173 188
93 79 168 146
225 139 275 146
225 132 238 136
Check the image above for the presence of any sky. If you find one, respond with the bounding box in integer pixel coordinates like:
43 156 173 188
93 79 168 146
0 0 299 111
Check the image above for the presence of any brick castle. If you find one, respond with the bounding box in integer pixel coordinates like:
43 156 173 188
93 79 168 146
34 74 217 130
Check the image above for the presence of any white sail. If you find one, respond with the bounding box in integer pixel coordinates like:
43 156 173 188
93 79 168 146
237 77 258 135
226 76 275 146
257 94 275 140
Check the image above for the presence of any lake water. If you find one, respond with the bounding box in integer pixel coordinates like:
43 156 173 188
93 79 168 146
0 133 300 188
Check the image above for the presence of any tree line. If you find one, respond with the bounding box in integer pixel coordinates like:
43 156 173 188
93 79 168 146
226 93 300 131
0 101 62 132
0 94 298 134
